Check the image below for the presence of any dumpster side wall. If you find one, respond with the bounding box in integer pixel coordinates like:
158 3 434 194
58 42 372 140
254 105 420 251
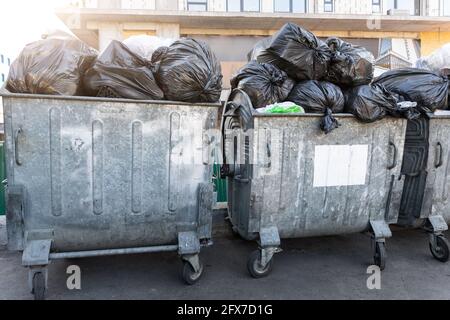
427 116 450 223
247 116 407 239
3 96 218 252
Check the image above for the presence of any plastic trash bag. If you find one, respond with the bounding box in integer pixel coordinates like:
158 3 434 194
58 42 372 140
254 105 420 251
287 80 345 113
247 37 272 61
230 61 295 109
6 32 97 96
373 68 449 112
123 35 174 60
320 108 341 134
287 80 345 134
325 37 374 87
256 101 305 114
83 40 164 100
254 23 332 81
155 38 223 103
345 84 421 123
415 43 450 73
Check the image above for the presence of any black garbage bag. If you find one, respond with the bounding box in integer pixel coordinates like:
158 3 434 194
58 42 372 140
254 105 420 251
151 46 170 64
155 38 223 103
247 37 272 61
254 23 332 81
230 61 295 109
344 84 421 123
287 80 345 113
287 80 344 133
83 40 164 100
325 37 374 87
373 68 449 112
6 32 97 96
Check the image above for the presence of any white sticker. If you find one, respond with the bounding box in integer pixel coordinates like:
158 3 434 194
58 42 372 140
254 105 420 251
313 145 368 188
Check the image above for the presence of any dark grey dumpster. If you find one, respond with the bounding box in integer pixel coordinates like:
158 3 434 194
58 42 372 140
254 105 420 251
1 91 219 299
221 90 407 278
398 112 450 262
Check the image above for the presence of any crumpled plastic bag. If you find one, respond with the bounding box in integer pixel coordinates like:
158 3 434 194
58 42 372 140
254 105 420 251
287 80 345 133
231 61 295 109
6 31 97 96
155 38 223 103
373 68 449 113
247 37 272 61
345 84 421 123
123 35 175 60
325 37 374 87
83 40 164 100
256 102 305 114
253 23 332 81
287 80 345 113
415 43 450 73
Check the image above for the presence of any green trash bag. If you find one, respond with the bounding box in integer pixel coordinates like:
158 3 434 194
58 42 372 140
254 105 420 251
257 102 305 114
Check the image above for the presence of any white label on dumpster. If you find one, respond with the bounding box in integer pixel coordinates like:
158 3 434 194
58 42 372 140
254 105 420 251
313 145 368 188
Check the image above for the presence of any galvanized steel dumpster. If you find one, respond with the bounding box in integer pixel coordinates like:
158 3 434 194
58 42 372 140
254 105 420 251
0 142 5 216
1 91 218 299
221 89 407 278
397 112 450 263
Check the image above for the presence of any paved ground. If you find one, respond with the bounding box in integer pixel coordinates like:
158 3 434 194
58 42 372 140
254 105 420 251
1 215 450 300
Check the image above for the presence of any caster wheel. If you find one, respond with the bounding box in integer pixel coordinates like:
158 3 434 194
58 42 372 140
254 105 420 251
374 242 386 271
247 250 273 279
32 272 46 301
182 260 204 285
430 235 450 263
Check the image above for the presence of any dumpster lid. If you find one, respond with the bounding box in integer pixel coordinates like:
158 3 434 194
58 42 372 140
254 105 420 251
0 89 221 108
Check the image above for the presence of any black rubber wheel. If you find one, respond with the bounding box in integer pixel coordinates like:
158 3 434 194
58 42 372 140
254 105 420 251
374 242 386 271
247 250 273 279
182 260 204 285
32 272 46 301
430 235 450 263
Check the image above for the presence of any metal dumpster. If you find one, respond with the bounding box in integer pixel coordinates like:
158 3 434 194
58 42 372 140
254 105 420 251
397 112 450 263
0 142 5 216
221 89 407 278
1 91 218 299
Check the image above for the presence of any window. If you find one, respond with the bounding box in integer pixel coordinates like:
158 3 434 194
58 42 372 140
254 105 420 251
227 0 260 12
324 0 333 12
443 0 450 16
1 74 4 83
274 0 307 13
7 58 10 66
387 0 418 15
187 0 207 11
372 0 381 13
0 55 3 64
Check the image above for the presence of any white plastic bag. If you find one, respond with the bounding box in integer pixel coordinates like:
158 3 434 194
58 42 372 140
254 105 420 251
415 43 450 73
123 35 175 60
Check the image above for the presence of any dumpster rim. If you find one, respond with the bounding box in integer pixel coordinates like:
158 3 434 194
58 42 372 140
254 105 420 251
0 89 221 108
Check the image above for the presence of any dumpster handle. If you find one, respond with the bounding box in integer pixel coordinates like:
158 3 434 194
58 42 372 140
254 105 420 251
388 141 398 170
14 128 23 166
435 142 444 168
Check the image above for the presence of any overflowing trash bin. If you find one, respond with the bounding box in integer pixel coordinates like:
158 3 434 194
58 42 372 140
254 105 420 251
397 112 450 262
221 89 407 277
1 91 219 299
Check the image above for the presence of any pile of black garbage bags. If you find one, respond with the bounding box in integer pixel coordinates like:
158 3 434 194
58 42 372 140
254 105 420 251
6 31 223 103
233 22 449 133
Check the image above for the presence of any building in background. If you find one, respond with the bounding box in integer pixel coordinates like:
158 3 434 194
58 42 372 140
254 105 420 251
0 52 11 88
56 0 450 87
